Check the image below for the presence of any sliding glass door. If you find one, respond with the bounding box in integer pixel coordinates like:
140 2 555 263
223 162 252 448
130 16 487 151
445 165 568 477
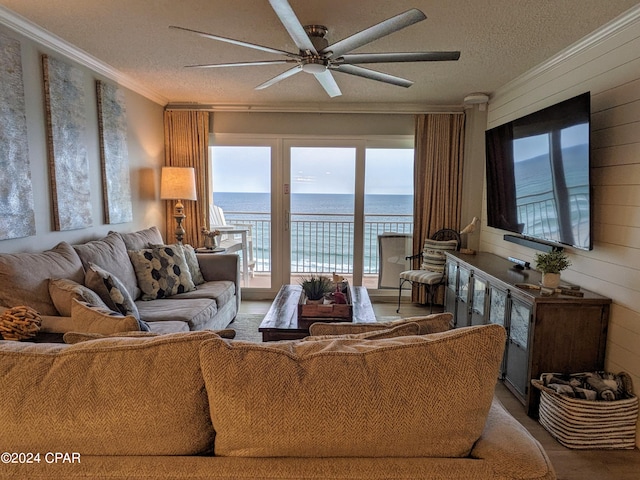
210 136 413 295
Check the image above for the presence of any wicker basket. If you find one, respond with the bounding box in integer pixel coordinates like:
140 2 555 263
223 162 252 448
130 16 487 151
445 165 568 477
532 373 638 449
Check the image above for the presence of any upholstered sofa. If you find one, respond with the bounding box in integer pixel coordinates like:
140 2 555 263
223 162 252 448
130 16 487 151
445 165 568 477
0 323 556 479
0 227 240 336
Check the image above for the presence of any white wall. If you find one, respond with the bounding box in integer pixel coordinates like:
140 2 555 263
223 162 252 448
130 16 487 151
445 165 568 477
480 6 640 444
0 23 165 254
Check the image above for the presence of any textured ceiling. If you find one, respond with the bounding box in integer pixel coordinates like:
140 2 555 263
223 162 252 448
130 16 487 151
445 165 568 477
1 0 638 108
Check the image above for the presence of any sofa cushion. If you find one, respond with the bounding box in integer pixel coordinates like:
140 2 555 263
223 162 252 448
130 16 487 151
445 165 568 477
0 331 218 455
309 312 452 336
200 324 506 458
135 297 217 330
84 264 148 331
117 226 164 250
0 242 84 315
128 246 196 300
73 232 140 300
171 280 235 308
70 299 140 334
49 278 108 317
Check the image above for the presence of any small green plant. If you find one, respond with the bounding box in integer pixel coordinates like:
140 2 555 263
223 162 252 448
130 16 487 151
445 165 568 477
534 250 571 274
300 275 333 301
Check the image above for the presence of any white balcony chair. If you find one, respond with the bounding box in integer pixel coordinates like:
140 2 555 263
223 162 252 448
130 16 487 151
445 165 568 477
377 233 413 289
209 205 255 279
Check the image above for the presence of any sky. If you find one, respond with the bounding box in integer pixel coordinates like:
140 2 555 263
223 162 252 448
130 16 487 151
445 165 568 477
211 146 413 195
513 123 589 161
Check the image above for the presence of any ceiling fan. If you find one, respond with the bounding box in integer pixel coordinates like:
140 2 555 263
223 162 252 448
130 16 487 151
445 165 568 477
170 0 460 98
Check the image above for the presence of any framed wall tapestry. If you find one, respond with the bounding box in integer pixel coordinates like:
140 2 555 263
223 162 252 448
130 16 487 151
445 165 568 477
42 54 92 231
96 80 132 224
0 32 35 240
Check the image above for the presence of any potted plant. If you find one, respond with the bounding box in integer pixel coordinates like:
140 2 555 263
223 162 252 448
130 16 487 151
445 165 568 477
300 275 333 304
534 250 571 288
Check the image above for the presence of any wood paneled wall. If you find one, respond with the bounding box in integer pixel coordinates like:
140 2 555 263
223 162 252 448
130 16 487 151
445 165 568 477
480 6 640 446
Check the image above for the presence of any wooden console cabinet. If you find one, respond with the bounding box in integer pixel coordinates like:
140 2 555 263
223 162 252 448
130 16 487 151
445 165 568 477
444 251 611 417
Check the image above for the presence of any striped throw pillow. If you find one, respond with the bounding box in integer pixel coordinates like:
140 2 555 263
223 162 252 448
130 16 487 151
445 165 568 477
420 239 458 272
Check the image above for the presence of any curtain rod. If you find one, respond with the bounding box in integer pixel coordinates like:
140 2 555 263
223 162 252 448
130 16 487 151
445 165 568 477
165 103 466 115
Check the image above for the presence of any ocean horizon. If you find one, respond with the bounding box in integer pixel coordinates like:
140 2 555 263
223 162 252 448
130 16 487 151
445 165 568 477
213 192 413 274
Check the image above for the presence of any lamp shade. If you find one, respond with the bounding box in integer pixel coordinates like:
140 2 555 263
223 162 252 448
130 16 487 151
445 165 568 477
160 167 197 201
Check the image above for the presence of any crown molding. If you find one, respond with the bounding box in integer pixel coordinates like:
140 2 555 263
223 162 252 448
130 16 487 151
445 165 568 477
494 4 640 101
0 5 168 106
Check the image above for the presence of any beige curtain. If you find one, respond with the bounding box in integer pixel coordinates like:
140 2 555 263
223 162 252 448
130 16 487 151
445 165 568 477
163 110 210 246
412 113 466 302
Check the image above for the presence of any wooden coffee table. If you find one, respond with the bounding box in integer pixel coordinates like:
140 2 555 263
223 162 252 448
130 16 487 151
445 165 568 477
258 284 376 342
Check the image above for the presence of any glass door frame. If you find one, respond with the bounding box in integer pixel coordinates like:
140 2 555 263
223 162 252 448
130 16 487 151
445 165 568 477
282 138 366 286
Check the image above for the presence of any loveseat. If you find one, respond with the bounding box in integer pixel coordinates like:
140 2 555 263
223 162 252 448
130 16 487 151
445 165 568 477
0 227 240 337
0 324 556 479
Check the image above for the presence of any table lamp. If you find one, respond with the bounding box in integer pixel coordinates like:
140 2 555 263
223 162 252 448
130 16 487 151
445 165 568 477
160 167 197 243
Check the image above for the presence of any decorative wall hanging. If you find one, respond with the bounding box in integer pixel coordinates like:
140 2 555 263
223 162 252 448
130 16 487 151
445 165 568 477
0 32 36 240
96 80 133 224
42 54 92 231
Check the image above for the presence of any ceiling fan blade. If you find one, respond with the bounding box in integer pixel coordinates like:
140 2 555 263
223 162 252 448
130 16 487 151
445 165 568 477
313 70 342 98
255 65 303 90
323 9 426 59
170 25 299 58
268 0 318 54
186 60 296 68
339 51 460 64
331 64 413 88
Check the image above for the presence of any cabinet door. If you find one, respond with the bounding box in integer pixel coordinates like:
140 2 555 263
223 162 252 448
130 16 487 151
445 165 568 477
470 275 487 326
487 285 508 377
456 266 471 328
444 260 458 318
504 296 532 398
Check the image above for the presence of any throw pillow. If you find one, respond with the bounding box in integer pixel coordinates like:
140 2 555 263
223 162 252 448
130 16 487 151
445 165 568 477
150 243 205 286
309 312 453 337
69 299 140 335
421 238 458 272
128 246 196 300
199 324 506 458
304 322 420 341
48 278 108 317
85 264 149 331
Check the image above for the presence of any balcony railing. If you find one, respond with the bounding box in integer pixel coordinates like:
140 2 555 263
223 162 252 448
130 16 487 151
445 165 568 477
225 212 413 275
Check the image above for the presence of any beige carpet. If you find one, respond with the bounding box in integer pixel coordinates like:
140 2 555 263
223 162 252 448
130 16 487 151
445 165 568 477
229 314 400 342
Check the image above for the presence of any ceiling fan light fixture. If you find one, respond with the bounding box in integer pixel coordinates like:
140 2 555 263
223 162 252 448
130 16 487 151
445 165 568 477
301 58 328 74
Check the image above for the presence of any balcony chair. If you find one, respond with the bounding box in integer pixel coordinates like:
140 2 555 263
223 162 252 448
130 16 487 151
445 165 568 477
377 233 413 289
209 205 255 279
397 228 461 313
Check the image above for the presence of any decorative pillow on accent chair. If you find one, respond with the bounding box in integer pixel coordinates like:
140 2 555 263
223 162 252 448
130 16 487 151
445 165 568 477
128 246 196 300
420 238 459 272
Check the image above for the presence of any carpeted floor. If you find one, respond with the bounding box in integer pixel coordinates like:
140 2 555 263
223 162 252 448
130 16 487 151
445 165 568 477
229 314 401 342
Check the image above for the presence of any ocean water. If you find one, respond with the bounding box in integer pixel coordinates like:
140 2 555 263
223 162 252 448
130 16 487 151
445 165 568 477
213 193 413 273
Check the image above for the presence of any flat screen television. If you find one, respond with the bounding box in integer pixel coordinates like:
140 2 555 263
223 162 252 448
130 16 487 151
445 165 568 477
485 92 592 250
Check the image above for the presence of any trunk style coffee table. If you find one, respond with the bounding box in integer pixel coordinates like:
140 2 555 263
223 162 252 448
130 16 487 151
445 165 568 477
258 284 376 342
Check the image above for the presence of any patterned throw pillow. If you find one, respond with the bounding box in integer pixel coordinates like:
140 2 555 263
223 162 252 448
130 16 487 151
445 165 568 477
128 246 196 301
48 278 109 317
420 239 458 272
85 264 149 331
151 243 205 286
